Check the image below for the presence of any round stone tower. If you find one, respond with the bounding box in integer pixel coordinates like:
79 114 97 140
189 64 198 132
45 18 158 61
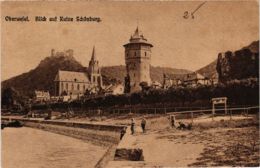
124 27 153 93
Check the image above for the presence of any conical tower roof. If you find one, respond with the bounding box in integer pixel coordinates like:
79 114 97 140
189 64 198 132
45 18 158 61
132 26 144 39
133 27 140 37
124 27 153 47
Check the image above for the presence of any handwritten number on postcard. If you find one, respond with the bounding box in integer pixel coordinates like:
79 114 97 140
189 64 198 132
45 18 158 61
183 11 194 19
183 1 206 19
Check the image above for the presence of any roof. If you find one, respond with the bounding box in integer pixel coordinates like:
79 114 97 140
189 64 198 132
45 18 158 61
132 27 144 39
151 81 162 86
164 73 186 80
54 70 90 82
184 72 205 81
124 27 153 47
164 72 206 81
104 84 124 92
91 46 97 61
34 90 50 98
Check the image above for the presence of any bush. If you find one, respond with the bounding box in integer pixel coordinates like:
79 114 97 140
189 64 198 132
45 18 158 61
32 79 259 111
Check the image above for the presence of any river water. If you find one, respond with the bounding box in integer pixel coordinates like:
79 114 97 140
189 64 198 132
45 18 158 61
2 127 106 168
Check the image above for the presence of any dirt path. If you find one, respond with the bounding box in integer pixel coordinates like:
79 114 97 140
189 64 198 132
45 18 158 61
108 115 259 167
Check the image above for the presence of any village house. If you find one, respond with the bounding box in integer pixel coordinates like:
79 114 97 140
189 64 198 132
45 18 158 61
183 72 211 87
103 84 124 96
151 81 162 89
163 74 183 89
163 72 213 89
34 90 50 103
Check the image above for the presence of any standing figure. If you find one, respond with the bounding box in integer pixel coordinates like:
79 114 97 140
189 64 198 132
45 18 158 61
97 108 101 116
141 118 147 133
131 118 135 135
120 127 127 140
46 104 52 120
170 115 176 128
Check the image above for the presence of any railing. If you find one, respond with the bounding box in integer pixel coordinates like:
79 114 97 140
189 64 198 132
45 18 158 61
166 106 259 123
83 105 259 115
26 104 259 121
72 105 259 121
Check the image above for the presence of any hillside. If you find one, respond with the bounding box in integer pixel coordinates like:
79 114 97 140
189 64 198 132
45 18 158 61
217 40 259 82
196 40 259 79
243 40 259 53
2 55 191 97
196 60 218 79
2 55 86 97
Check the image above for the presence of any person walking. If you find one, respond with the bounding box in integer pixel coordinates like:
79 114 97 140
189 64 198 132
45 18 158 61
141 118 147 133
130 118 135 135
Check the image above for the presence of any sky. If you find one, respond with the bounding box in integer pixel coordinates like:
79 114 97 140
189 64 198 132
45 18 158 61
1 1 259 81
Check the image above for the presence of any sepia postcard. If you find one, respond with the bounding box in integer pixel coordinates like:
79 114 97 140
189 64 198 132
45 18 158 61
1 1 259 168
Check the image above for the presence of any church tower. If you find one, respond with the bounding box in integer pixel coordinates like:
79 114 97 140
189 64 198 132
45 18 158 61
88 46 103 87
124 27 153 93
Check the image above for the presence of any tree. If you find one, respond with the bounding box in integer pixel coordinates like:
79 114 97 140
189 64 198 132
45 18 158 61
61 90 68 96
2 87 18 108
84 89 91 96
124 75 131 93
139 82 150 92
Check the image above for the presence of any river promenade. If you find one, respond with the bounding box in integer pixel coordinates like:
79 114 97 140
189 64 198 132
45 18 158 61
105 115 259 167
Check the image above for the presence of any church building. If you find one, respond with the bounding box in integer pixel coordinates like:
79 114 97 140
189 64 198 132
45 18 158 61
54 47 103 97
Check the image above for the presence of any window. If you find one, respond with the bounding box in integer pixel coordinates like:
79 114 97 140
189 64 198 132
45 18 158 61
72 84 74 90
61 82 64 91
66 83 68 90
145 52 147 56
135 52 137 56
93 76 96 82
77 84 80 90
83 85 86 91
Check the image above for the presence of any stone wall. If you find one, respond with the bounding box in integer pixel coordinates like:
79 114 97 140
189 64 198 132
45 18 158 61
2 117 127 168
2 117 126 147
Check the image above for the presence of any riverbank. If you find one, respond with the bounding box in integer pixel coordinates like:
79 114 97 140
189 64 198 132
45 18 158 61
1 116 127 168
2 116 126 146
